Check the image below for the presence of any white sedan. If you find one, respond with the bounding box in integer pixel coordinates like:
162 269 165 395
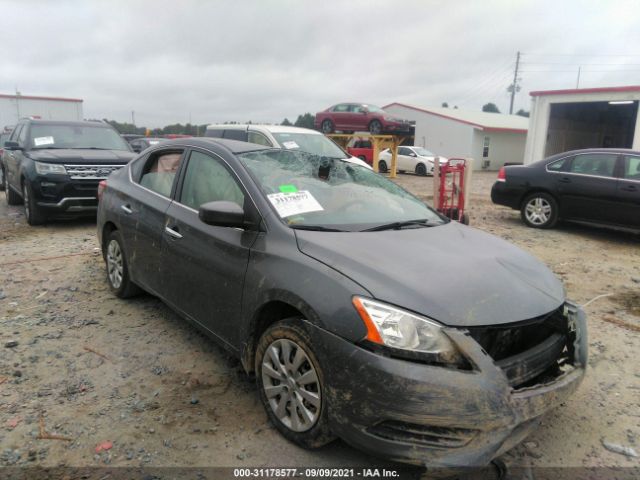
379 146 447 175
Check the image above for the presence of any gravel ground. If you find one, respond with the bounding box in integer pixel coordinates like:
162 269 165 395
0 171 639 477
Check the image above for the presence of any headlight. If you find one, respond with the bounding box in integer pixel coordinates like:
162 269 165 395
35 161 67 175
352 296 462 364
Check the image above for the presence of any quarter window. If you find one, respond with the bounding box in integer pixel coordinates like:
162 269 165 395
546 158 567 171
624 156 640 180
179 150 244 209
569 154 616 178
138 150 184 197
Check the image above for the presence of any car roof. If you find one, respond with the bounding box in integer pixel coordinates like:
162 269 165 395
531 148 640 166
24 120 112 128
206 124 323 135
153 137 272 155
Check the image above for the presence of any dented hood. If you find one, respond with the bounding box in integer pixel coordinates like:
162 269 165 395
295 222 564 327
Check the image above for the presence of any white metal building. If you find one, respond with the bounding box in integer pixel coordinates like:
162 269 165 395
0 93 83 128
384 103 529 170
523 86 640 164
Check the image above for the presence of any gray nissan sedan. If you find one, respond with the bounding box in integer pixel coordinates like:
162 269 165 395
96 138 587 467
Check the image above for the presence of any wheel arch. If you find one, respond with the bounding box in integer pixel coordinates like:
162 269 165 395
101 221 119 257
241 295 319 374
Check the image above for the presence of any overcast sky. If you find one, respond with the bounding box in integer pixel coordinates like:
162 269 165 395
1 0 639 128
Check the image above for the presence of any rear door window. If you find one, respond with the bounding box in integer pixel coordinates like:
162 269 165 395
223 130 248 142
569 153 617 177
138 150 185 197
547 157 568 171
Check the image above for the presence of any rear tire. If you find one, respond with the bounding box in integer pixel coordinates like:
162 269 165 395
23 181 46 225
255 319 334 449
0 166 5 192
378 160 388 173
105 230 142 298
520 192 559 229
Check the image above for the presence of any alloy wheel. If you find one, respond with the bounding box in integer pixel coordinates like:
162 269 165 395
525 197 552 225
107 239 124 289
261 338 321 433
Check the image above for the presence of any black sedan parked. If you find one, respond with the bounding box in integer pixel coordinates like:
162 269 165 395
97 138 587 467
491 148 640 230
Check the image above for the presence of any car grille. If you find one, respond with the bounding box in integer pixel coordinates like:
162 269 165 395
64 164 124 180
467 306 574 389
368 421 478 448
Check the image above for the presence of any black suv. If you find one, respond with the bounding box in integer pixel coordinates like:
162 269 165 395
1 119 136 225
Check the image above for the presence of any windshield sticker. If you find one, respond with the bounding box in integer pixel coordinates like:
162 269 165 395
267 190 323 218
278 184 298 193
282 141 299 149
33 136 55 146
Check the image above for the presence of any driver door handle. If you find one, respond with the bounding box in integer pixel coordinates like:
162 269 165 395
165 226 183 239
121 205 133 214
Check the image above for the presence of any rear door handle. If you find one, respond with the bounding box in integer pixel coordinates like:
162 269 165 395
558 177 571 183
121 204 133 214
165 226 183 239
621 185 637 192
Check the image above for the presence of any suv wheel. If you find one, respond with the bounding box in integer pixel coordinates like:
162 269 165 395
23 182 46 225
105 230 141 298
321 120 334 134
255 319 334 449
521 192 558 229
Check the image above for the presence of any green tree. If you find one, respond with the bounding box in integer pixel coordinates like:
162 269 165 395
281 118 293 126
294 113 315 129
516 109 530 118
482 103 500 113
441 102 449 108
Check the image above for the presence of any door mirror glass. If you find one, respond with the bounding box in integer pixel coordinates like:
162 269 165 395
199 201 245 228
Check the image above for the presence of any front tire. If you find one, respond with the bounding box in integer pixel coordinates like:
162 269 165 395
105 230 141 298
415 163 427 176
255 319 334 449
378 159 388 173
521 192 558 229
368 120 382 135
320 120 334 134
0 166 5 192
23 181 46 225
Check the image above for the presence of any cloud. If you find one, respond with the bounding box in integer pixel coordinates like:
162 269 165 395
0 0 638 127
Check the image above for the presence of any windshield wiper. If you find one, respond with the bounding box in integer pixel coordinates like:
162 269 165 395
362 219 436 232
289 224 345 232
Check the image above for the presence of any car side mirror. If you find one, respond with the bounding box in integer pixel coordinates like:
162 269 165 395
409 152 417 157
132 145 142 153
199 201 246 228
4 141 21 151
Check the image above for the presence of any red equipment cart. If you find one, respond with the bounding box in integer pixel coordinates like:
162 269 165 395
435 158 469 225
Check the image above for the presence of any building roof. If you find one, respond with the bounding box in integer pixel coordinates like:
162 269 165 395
0 93 83 103
383 102 528 133
530 85 640 97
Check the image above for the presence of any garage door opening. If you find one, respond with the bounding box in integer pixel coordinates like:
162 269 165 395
545 101 638 156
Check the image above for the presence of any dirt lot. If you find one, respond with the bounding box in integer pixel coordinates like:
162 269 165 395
1 171 639 477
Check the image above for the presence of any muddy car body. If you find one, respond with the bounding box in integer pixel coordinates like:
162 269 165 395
97 138 587 467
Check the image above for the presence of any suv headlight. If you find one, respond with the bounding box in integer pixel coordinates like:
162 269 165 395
352 296 463 365
35 161 67 175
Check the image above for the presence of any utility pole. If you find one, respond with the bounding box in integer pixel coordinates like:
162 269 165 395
509 51 521 114
131 110 135 127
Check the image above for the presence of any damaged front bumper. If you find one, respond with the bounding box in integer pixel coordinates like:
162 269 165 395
310 303 587 467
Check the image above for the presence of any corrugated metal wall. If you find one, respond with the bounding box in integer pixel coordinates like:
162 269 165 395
0 97 83 127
